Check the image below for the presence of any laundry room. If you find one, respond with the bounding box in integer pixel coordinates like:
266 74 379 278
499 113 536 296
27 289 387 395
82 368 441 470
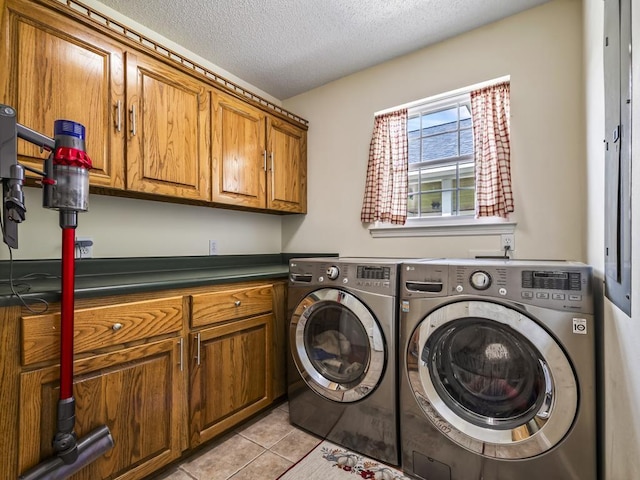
0 0 637 479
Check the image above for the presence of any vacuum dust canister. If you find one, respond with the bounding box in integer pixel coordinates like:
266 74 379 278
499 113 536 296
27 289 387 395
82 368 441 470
43 119 92 212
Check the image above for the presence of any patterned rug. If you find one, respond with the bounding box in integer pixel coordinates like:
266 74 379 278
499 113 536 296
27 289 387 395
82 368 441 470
277 440 411 480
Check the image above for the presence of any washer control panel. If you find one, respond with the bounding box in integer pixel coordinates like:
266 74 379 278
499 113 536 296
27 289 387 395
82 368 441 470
402 261 593 314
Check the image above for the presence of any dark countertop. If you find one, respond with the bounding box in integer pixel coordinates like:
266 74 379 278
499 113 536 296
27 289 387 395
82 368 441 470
0 253 337 308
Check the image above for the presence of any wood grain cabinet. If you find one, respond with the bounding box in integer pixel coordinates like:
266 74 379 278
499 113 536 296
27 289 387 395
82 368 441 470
18 296 186 480
18 339 184 480
126 52 211 201
0 0 126 189
188 284 274 447
1 0 307 213
267 116 307 213
1 279 288 479
212 90 307 213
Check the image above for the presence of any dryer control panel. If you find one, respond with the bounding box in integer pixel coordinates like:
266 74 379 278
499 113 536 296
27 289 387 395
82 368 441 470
402 260 593 314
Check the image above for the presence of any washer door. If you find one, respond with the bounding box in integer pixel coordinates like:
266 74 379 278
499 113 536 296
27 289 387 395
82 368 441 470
407 300 577 459
290 288 386 402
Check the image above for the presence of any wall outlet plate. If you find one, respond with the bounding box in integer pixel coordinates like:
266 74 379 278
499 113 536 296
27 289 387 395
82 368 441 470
500 233 515 251
209 240 218 255
75 237 93 259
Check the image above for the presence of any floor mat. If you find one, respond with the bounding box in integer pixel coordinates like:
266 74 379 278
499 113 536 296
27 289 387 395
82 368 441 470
277 440 410 480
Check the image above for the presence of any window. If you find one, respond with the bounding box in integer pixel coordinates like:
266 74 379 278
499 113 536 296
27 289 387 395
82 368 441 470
407 94 475 219
365 76 514 237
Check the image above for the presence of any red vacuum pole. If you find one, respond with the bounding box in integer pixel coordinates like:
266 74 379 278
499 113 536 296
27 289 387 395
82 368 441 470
60 227 76 400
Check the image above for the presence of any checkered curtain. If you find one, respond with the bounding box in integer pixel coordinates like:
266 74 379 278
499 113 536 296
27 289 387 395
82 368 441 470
360 109 408 224
471 82 514 218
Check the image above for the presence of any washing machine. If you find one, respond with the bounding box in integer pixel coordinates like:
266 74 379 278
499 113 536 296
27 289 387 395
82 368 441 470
399 259 597 480
288 257 402 466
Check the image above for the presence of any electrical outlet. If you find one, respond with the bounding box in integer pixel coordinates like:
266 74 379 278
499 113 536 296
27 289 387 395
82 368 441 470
500 233 515 251
209 240 218 255
75 237 93 259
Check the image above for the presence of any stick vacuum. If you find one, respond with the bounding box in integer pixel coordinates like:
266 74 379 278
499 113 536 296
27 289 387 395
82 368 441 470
0 106 114 479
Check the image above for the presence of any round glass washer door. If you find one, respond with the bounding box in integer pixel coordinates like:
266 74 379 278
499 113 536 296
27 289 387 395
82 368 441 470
290 288 386 403
407 300 578 459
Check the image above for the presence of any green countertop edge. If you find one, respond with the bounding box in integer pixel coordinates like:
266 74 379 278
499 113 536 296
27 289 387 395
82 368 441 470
0 252 338 307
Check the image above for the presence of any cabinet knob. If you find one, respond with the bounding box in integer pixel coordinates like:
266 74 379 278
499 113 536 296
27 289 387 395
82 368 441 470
234 300 241 307
112 323 123 331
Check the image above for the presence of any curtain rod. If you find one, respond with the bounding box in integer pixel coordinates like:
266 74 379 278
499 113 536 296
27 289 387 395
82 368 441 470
374 75 511 116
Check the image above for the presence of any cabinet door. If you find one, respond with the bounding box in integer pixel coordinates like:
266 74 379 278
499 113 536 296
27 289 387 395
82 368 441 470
211 91 267 208
0 0 126 189
267 117 307 213
18 338 184 480
126 52 211 201
190 314 272 447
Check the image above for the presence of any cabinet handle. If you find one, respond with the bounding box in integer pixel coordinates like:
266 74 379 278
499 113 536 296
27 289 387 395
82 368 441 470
115 100 122 132
234 300 241 307
179 338 184 372
112 323 123 331
195 332 201 366
130 104 137 136
270 152 274 172
263 150 267 171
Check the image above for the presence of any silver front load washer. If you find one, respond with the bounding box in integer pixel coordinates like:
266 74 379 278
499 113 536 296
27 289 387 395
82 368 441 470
288 257 401 465
399 259 597 480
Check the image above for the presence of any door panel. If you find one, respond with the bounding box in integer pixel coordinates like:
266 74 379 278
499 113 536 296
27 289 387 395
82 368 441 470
126 52 211 200
211 91 266 208
2 0 125 188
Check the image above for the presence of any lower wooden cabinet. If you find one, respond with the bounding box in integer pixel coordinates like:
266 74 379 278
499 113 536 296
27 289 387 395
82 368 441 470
8 279 287 480
18 338 184 480
189 313 273 447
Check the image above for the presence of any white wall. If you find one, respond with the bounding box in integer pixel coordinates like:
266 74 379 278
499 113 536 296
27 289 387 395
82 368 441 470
282 0 585 261
1 0 285 260
584 0 640 478
6 187 282 259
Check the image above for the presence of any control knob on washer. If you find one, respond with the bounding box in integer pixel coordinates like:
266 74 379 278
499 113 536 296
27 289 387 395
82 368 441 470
470 270 491 290
326 266 340 280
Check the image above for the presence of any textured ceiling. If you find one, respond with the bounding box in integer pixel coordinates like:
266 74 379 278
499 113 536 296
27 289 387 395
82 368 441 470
96 0 551 100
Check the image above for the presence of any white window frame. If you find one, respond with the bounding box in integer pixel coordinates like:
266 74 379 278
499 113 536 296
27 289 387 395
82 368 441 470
368 76 515 238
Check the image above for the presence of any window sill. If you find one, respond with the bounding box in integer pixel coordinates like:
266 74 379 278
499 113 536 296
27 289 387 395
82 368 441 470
368 217 516 238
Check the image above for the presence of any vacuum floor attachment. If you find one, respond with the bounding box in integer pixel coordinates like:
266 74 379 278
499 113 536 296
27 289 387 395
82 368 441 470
19 425 114 480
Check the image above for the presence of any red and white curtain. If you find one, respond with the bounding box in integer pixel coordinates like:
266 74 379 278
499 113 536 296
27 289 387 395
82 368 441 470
471 82 513 218
360 109 408 225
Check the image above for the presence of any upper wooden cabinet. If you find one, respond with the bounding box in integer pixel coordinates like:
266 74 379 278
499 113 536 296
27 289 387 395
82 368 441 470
212 90 307 213
267 116 307 213
1 0 307 213
0 0 126 189
211 90 267 208
126 52 211 201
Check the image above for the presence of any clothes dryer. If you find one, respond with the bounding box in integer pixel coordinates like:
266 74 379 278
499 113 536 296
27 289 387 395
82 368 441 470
288 257 402 465
399 259 597 480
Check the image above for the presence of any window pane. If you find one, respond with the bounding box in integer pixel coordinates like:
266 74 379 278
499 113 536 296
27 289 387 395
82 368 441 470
408 130 421 164
422 132 458 161
459 161 475 178
421 191 442 214
408 173 420 216
459 105 471 120
460 128 473 156
408 115 420 133
422 107 458 134
459 187 475 214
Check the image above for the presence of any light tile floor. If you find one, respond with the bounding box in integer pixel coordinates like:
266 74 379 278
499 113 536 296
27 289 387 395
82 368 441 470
151 402 322 480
